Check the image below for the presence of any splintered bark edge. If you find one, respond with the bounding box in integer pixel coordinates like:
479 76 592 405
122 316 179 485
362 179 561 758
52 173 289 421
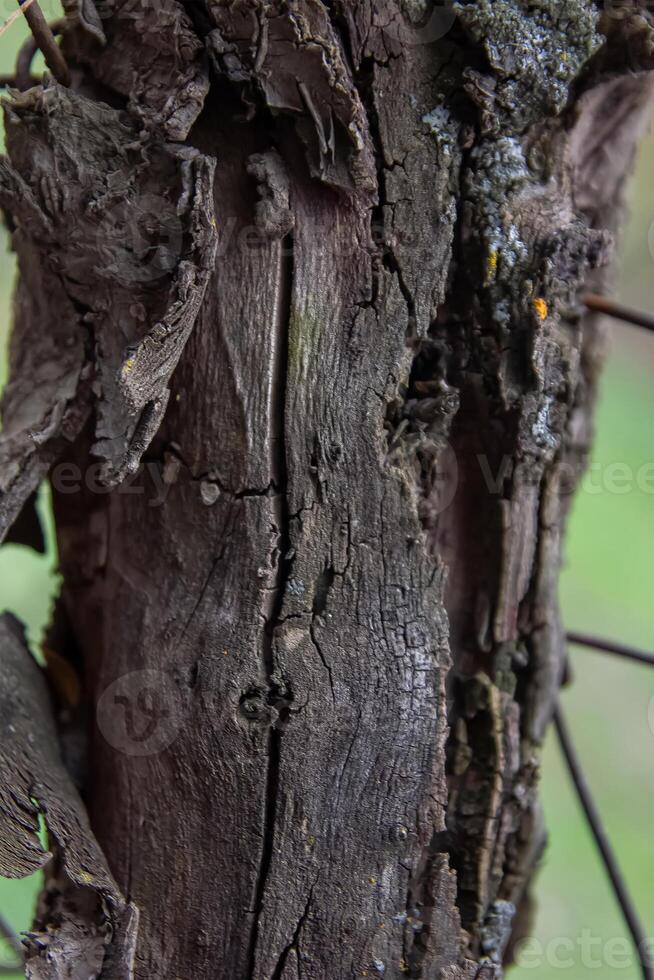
0 614 138 977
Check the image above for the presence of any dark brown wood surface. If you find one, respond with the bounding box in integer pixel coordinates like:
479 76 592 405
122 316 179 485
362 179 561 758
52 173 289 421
0 1 652 977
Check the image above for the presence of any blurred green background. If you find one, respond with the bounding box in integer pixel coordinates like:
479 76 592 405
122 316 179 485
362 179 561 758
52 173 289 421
0 13 653 977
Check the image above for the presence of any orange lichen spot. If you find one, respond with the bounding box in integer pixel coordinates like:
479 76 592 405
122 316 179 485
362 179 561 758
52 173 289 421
486 248 498 284
532 297 548 321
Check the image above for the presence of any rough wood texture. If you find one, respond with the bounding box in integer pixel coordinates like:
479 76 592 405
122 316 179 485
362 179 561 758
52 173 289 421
0 1 652 977
0 614 138 977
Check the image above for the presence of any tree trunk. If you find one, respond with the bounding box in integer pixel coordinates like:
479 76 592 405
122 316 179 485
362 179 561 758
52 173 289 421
0 2 652 977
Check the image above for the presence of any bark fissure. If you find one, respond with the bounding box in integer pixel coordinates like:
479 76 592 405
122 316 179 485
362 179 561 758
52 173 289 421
269 882 316 980
248 229 296 977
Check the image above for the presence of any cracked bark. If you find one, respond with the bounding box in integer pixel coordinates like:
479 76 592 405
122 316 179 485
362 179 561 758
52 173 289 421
0 1 652 978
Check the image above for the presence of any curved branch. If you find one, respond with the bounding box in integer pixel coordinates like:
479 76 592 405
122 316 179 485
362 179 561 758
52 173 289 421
554 704 653 980
567 631 654 668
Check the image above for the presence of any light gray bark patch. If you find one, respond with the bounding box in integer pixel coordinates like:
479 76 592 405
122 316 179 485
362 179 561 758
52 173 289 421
205 0 377 200
0 614 137 978
1 81 217 487
456 0 602 133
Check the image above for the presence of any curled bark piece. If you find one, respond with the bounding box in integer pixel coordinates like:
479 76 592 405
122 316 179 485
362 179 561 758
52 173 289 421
61 0 106 46
206 0 376 200
1 81 217 487
0 113 89 546
0 206 89 544
0 614 138 978
62 0 209 141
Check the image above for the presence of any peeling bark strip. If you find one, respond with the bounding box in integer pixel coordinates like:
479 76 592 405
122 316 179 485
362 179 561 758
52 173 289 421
0 615 137 977
0 80 216 509
0 1 652 978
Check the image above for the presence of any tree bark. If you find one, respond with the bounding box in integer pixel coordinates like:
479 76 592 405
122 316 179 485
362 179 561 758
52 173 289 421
0 2 652 978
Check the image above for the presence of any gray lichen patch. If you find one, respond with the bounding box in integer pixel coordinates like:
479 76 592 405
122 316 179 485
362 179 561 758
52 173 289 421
461 134 540 375
422 104 460 162
456 0 602 132
462 130 607 398
465 136 530 303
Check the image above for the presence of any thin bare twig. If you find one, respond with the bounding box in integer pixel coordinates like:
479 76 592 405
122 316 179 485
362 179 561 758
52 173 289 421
554 704 653 980
567 631 654 668
14 0 70 87
0 911 23 974
14 18 65 90
584 293 654 334
15 31 41 90
0 0 37 38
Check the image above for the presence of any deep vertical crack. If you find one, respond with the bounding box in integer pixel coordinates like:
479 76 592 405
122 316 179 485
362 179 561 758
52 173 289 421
247 230 295 978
